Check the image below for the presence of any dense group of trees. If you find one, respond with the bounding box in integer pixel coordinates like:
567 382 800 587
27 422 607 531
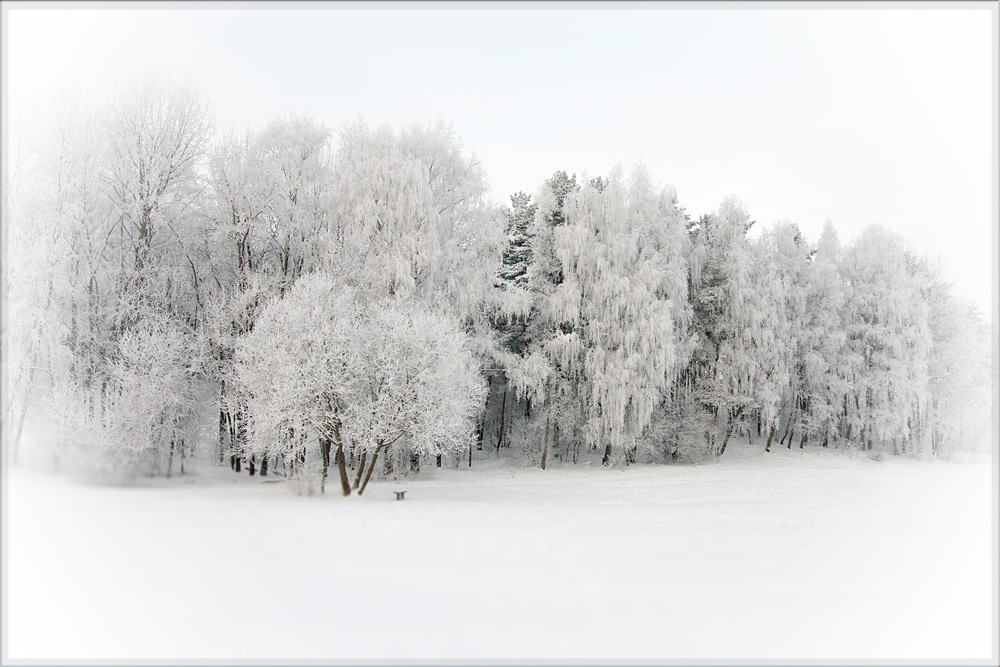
4 81 993 488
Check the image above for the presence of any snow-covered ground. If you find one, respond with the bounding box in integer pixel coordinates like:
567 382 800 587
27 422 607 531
4 443 996 662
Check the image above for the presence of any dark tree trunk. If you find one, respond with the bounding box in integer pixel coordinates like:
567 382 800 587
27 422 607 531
218 407 227 464
319 437 332 494
477 374 493 451
601 442 613 466
541 404 551 470
335 442 351 496
718 405 744 456
765 424 776 452
248 455 256 476
353 449 368 490
779 417 791 445
358 443 385 496
786 428 794 449
260 455 268 476
218 378 227 464
799 432 808 449
495 382 508 452
436 453 442 468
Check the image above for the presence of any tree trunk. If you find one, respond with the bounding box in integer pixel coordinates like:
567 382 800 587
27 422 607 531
601 442 613 466
786 428 794 450
495 382 508 452
218 407 227 464
477 374 492 451
260 455 268 476
765 424 776 452
358 443 385 496
320 437 332 494
335 442 351 496
218 379 227 464
718 405 744 456
353 449 368 490
779 417 791 445
541 401 551 470
799 432 808 449
436 453 442 468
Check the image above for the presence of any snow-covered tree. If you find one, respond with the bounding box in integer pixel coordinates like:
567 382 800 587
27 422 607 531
840 225 931 455
685 196 770 456
324 120 503 314
201 115 333 473
5 80 215 475
754 221 811 451
921 265 992 456
256 115 332 287
234 273 486 494
529 165 692 466
4 98 109 463
99 310 206 476
498 191 536 290
101 78 212 325
797 220 849 448
321 120 505 467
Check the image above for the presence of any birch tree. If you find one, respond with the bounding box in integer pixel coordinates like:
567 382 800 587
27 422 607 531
840 225 931 455
531 166 691 465
685 197 766 455
798 221 849 448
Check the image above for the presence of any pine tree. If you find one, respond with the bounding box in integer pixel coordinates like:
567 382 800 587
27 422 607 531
498 191 535 289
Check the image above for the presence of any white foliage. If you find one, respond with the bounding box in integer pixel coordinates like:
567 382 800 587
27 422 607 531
233 273 486 465
537 165 691 461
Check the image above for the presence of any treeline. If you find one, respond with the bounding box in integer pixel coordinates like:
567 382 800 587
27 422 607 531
4 81 992 487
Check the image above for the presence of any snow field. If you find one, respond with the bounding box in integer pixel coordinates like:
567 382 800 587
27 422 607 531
5 444 995 662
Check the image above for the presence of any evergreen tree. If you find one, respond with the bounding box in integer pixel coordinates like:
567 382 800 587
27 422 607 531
498 191 535 289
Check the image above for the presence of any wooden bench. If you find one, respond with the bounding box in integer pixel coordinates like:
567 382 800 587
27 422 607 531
394 490 406 500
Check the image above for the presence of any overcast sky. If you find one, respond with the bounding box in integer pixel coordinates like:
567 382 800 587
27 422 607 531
4 2 996 314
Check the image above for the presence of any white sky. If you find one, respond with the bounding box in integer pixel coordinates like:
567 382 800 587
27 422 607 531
3 2 996 314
